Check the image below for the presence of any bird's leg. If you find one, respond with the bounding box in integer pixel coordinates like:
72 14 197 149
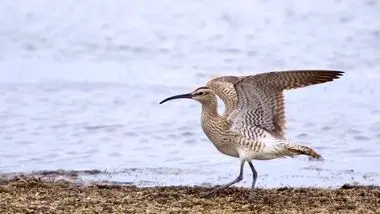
247 160 258 200
202 160 245 197
247 161 258 189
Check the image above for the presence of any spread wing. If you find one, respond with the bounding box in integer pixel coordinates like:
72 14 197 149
207 70 344 139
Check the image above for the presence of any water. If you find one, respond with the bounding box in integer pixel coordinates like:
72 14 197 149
0 0 380 188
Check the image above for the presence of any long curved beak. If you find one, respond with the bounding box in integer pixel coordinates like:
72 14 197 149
159 93 193 104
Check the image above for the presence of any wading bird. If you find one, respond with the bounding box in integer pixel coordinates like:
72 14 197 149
159 70 344 197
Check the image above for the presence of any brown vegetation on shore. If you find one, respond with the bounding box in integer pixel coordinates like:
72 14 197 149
0 177 379 214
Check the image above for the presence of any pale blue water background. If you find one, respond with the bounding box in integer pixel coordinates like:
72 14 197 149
0 0 380 187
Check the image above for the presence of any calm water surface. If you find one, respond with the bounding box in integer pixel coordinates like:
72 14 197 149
0 0 380 187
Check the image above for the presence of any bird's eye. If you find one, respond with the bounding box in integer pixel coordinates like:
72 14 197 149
198 92 204 96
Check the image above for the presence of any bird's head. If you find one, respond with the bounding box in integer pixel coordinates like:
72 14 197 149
159 86 215 105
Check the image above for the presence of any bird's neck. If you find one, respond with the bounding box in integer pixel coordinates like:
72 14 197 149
201 98 219 120
200 97 231 150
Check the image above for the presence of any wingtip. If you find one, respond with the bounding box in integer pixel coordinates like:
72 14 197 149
332 70 345 79
317 70 345 80
335 70 345 75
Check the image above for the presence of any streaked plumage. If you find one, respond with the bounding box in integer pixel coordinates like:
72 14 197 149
160 70 344 198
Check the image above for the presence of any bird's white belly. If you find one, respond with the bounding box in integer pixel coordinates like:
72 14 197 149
242 151 281 160
238 139 285 161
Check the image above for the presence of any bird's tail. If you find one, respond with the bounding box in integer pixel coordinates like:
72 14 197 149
282 143 322 160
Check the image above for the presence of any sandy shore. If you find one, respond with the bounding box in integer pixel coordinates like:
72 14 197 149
0 176 379 214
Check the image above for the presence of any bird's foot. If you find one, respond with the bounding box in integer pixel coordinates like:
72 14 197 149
200 188 219 198
201 187 223 198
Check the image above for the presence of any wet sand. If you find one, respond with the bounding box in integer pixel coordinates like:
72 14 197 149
1 176 379 214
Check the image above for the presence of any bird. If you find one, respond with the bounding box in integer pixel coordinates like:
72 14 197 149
159 70 344 197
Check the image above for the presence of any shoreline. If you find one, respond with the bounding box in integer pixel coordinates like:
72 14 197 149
1 176 379 213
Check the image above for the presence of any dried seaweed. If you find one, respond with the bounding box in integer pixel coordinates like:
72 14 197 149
0 178 379 214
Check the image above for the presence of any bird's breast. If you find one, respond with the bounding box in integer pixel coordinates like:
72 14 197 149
200 117 239 157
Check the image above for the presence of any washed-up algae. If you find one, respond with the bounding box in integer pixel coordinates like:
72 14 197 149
0 178 379 214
